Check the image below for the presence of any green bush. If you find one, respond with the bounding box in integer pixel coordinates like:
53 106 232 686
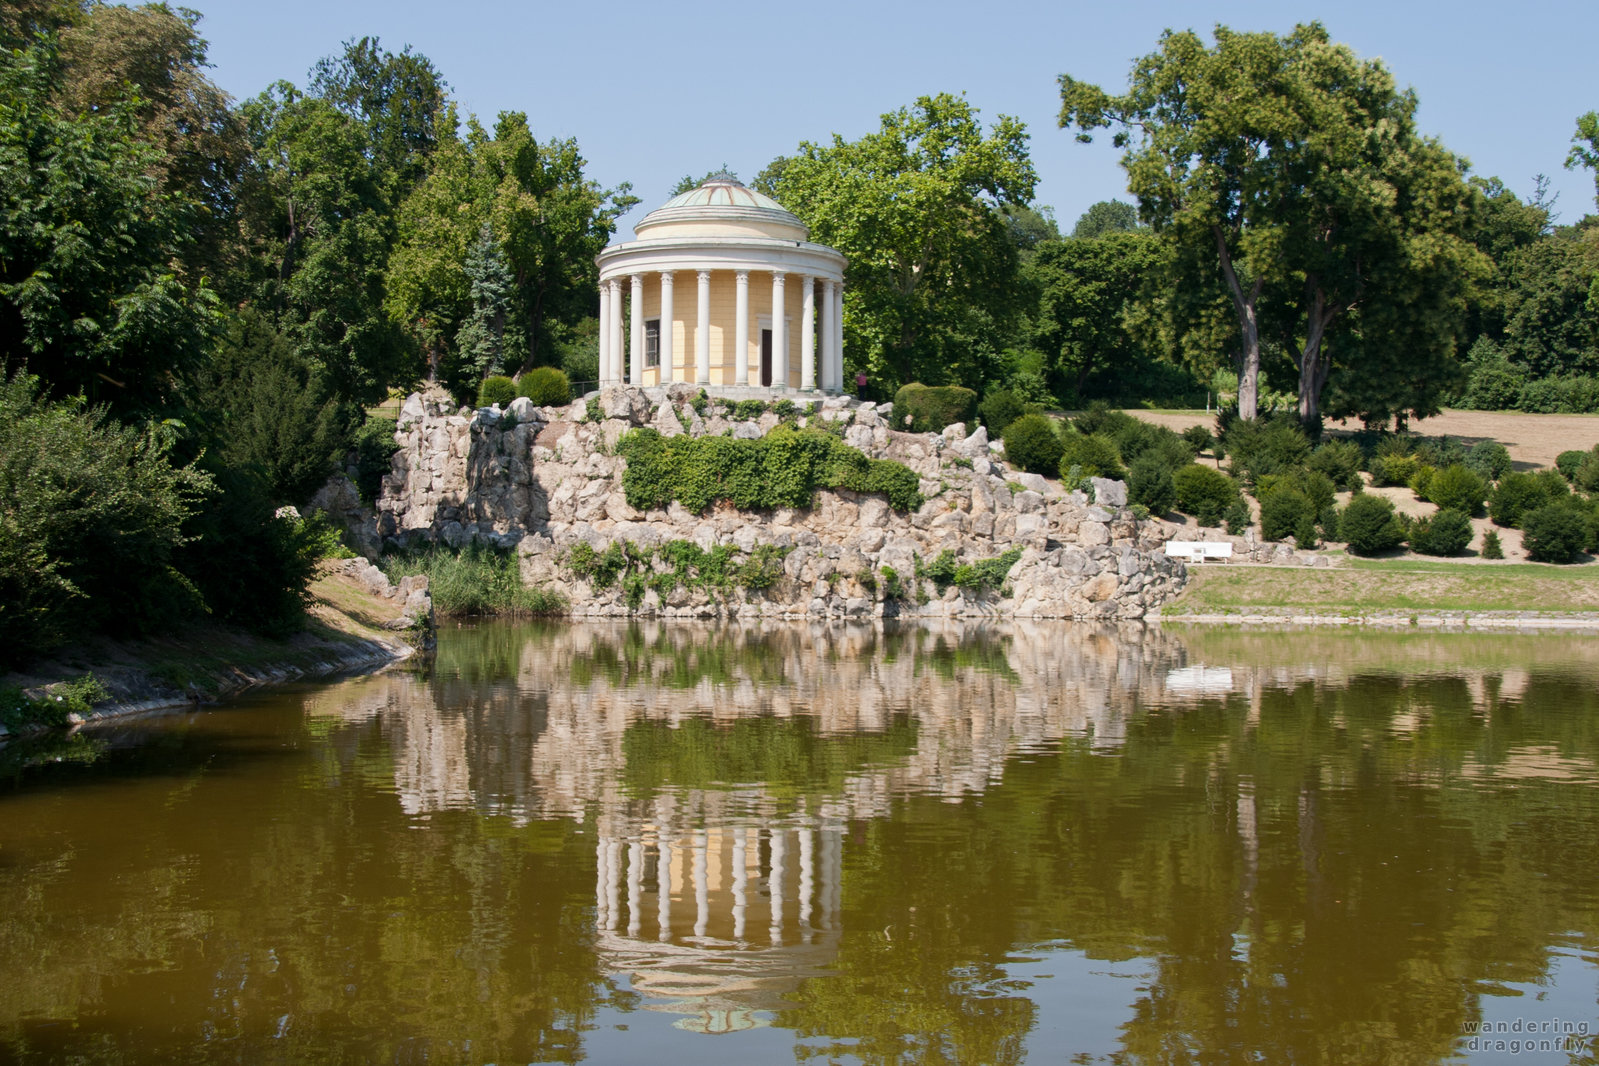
1339 494 1406 555
1072 401 1139 438
477 375 517 408
1424 464 1487 516
1465 440 1512 482
1408 508 1473 556
1556 449 1589 482
1480 529 1504 559
352 417 398 502
1258 470 1335 515
1259 487 1312 543
1182 424 1214 455
0 373 212 668
1521 504 1588 563
1002 414 1065 475
517 366 571 406
978 389 1028 437
1489 471 1550 528
1224 497 1252 535
1576 451 1599 493
892 383 978 433
1056 431 1125 481
1413 436 1467 469
1172 464 1241 525
1306 440 1365 491
1370 451 1421 488
617 425 922 514
1127 455 1176 515
1222 417 1312 485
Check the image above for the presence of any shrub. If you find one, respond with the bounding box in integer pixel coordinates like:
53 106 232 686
1576 451 1599 493
1110 419 1192 470
1306 439 1365 491
892 383 978 433
383 544 564 616
1072 401 1139 439
1056 431 1125 482
1173 464 1241 524
1408 508 1473 556
1521 504 1588 563
1339 494 1406 555
978 389 1028 437
1424 464 1487 516
1480 529 1504 559
352 417 398 502
1413 436 1467 469
1182 424 1214 455
1127 455 1176 515
517 367 571 406
1489 471 1550 528
1224 497 1253 535
1556 449 1589 482
1370 452 1420 488
477 375 517 408
1223 416 1312 485
1259 470 1335 515
1407 464 1436 501
1465 440 1512 482
1259 487 1312 542
1002 414 1065 475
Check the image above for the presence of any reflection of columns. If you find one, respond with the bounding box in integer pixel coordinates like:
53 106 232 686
695 270 711 385
595 837 610 929
607 279 623 386
734 270 750 386
693 830 709 938
798 827 815 938
627 840 644 936
628 274 644 385
769 828 786 941
771 272 787 389
820 279 837 392
606 838 623 930
732 827 749 941
597 282 611 386
658 271 675 384
800 275 816 391
657 833 673 941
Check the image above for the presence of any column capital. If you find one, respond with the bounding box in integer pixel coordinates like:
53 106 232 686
735 268 750 280
660 269 675 281
696 269 711 282
771 270 787 283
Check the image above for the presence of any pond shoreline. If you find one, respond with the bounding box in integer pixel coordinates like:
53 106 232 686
1162 609 1599 631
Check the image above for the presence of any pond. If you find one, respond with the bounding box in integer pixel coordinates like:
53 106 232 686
1 622 1596 1064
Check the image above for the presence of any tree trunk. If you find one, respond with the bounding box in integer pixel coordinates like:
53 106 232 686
1291 284 1342 427
1214 226 1262 420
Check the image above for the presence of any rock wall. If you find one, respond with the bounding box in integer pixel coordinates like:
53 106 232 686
374 384 1188 620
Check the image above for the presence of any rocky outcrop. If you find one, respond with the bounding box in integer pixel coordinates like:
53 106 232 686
374 384 1188 620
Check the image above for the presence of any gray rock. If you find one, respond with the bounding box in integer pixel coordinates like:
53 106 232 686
1090 478 1127 509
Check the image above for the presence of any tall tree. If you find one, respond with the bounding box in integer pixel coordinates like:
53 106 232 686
1569 111 1599 208
757 93 1036 391
308 36 446 196
1025 233 1164 397
1061 23 1485 425
453 225 517 381
1070 199 1143 239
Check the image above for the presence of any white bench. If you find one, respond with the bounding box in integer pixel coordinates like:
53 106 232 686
1164 540 1234 563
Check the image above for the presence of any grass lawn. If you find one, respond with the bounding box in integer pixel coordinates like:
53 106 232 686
1165 556 1599 615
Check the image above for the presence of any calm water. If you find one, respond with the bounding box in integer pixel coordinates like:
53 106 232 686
1 622 1597 1065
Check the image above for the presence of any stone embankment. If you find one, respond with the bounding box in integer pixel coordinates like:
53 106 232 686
372 385 1188 620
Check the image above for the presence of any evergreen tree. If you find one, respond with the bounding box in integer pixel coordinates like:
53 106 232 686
453 226 519 384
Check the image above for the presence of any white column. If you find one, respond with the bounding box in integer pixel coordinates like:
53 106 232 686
833 282 846 394
597 282 611 387
820 280 836 392
800 275 817 391
734 270 750 386
695 270 711 385
658 271 675 383
607 279 624 386
629 274 644 385
771 271 787 389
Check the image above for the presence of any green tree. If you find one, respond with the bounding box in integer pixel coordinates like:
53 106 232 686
1070 199 1143 238
1025 233 1163 397
1569 111 1599 207
1061 23 1485 426
0 38 220 414
387 111 635 384
453 225 518 383
308 36 447 196
759 93 1037 391
670 166 736 196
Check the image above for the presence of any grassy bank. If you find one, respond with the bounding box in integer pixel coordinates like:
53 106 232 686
381 545 565 617
1164 557 1599 617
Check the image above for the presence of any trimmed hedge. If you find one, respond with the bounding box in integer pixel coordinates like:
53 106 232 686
1259 487 1311 543
517 366 571 406
1003 414 1064 475
477 375 517 407
616 425 923 514
1172 464 1240 525
892 383 978 433
1423 464 1487 516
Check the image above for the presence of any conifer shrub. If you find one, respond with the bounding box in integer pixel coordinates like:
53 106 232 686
1424 464 1487 516
1259 487 1312 542
978 389 1028 437
1172 463 1241 525
477 375 517 408
1224 497 1253 535
1556 449 1588 482
1182 424 1214 455
517 367 571 406
1480 529 1504 559
352 417 398 502
1339 494 1406 555
1408 508 1473 556
1056 431 1124 481
1306 439 1365 491
1127 455 1176 515
1465 440 1512 482
892 383 978 433
1222 416 1312 485
1489 471 1551 528
1521 504 1587 563
1002 414 1065 475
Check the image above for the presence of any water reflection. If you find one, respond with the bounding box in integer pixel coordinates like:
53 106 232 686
1 622 1597 1064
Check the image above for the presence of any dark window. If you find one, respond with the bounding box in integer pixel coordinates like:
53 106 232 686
645 319 660 368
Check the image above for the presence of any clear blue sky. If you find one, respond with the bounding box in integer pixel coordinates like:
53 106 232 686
192 0 1598 236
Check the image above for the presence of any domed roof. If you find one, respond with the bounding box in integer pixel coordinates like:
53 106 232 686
633 173 809 242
